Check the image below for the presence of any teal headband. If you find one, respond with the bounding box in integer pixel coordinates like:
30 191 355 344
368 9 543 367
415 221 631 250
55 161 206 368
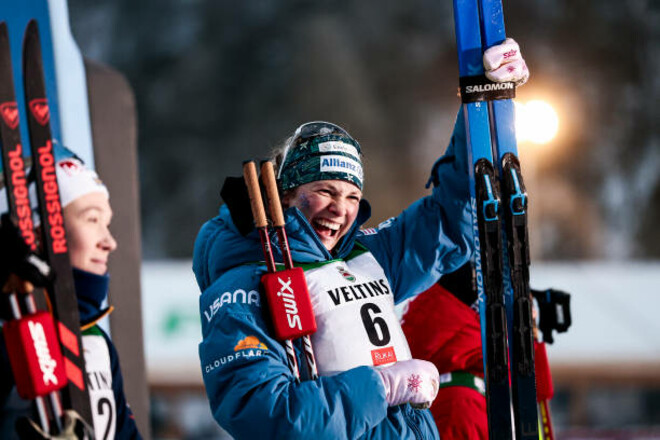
277 122 364 191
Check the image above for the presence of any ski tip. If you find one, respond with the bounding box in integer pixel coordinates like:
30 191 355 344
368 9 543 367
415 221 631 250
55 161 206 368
26 19 39 33
23 20 42 51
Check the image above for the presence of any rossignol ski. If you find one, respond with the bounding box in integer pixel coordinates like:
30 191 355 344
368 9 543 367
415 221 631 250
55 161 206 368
0 19 95 433
1 21 66 435
24 18 94 428
452 0 538 438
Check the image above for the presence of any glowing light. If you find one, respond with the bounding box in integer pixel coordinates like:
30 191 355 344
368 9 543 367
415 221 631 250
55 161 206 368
515 100 559 144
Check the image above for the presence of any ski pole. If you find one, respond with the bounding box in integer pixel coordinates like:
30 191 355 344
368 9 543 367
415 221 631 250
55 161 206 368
534 333 555 440
243 161 301 382
4 277 52 434
3 274 66 435
260 160 319 380
532 287 572 440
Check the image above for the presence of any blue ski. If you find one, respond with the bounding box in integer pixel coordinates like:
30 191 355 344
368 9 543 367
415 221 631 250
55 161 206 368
477 0 539 438
452 1 513 439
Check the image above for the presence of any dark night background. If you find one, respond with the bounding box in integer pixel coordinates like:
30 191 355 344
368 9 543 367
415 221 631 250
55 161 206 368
56 1 660 438
68 0 659 261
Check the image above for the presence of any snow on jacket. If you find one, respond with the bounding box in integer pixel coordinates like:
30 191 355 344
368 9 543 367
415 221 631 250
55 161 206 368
193 112 472 440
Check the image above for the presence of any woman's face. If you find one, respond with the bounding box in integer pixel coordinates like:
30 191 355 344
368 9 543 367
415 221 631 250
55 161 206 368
282 180 362 251
63 192 117 275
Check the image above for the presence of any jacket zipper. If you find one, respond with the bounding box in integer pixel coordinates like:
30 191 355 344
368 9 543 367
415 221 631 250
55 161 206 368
403 405 424 440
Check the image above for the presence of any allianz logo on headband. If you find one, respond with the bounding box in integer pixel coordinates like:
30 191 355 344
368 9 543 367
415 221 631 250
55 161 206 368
320 155 363 180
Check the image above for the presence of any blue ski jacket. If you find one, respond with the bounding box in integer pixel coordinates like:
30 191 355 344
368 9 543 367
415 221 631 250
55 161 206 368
193 114 471 439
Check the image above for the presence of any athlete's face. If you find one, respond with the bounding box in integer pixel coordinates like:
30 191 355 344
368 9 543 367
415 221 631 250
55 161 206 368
283 180 362 252
64 192 117 275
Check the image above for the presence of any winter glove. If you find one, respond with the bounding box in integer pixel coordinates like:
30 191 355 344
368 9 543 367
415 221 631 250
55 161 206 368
220 176 255 236
531 288 572 344
0 214 53 292
15 410 94 439
377 359 440 409
483 37 529 86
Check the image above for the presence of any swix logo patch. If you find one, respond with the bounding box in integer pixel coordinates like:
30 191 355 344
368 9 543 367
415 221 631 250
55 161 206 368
28 320 59 386
371 346 396 367
29 98 49 125
0 101 19 129
337 266 356 282
276 276 303 330
503 49 518 59
203 336 267 374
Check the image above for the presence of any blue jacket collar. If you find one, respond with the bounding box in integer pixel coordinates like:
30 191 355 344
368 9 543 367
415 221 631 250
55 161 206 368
73 268 110 325
197 198 371 290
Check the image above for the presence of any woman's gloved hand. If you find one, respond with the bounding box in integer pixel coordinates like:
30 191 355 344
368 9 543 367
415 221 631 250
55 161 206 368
377 359 440 409
483 37 529 86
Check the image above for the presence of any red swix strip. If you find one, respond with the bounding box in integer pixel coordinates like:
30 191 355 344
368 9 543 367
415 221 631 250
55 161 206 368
64 358 85 391
58 322 80 357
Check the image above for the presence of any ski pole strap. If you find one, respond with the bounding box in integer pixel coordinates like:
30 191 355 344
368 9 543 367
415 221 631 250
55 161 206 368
438 371 486 397
459 75 515 103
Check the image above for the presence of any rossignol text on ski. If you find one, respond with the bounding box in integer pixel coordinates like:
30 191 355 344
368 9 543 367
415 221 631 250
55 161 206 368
0 19 95 435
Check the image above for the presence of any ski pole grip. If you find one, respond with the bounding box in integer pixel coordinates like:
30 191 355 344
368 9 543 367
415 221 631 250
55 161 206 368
243 161 268 229
3 273 34 295
260 161 285 228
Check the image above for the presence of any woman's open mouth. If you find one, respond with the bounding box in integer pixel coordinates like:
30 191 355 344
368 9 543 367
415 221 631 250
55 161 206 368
313 218 341 239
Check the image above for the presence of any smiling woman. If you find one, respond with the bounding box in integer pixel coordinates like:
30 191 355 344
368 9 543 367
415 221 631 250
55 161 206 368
188 34 536 437
281 180 362 251
274 122 364 253
193 35 530 438
193 116 476 439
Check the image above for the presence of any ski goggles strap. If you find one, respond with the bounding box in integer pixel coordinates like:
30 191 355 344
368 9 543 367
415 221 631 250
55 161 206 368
278 134 364 191
438 371 486 396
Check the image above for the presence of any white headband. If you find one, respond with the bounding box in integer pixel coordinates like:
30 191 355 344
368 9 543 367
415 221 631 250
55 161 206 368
55 157 109 208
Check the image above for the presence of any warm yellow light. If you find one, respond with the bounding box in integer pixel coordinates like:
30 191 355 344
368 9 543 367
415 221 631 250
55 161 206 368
515 100 559 144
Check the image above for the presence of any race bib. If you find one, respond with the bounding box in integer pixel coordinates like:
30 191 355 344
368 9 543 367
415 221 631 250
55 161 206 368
304 252 412 376
82 332 116 440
